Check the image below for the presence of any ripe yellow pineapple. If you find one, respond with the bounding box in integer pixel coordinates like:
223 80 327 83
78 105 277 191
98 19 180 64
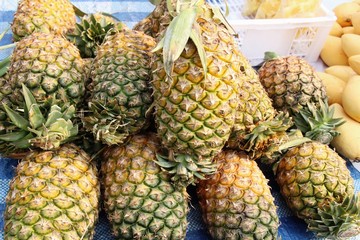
11 0 76 41
197 150 279 239
151 0 244 186
101 133 189 239
7 32 86 111
226 55 293 158
275 140 360 238
4 144 100 239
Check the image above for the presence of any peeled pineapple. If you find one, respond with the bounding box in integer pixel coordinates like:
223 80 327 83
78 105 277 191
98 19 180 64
243 0 322 19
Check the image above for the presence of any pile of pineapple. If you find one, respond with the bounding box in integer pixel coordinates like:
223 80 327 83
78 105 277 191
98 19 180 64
0 0 359 239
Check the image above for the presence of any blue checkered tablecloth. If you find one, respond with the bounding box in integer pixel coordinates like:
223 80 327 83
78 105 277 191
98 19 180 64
1 1 360 239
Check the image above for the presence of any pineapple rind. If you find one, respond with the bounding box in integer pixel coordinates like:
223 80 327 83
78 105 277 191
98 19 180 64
7 32 86 111
197 150 280 240
276 141 354 221
11 0 76 41
152 3 241 173
84 30 156 145
101 133 188 239
4 144 100 239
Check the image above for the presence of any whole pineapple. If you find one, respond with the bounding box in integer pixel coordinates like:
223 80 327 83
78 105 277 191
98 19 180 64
226 56 293 158
101 133 189 239
4 144 100 239
151 0 242 185
83 29 156 145
11 0 76 41
197 150 280 239
7 32 86 111
258 53 327 114
275 140 360 238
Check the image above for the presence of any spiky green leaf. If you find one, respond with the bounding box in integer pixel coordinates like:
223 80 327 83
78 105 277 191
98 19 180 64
0 131 28 142
3 104 29 130
22 84 45 129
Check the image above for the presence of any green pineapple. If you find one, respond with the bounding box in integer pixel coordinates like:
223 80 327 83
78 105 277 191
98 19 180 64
11 0 76 41
4 143 100 239
101 133 189 239
197 149 280 239
6 32 86 111
275 140 360 238
82 29 156 145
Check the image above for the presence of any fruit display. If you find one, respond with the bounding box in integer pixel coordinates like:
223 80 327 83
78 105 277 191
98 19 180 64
0 0 359 240
318 0 360 161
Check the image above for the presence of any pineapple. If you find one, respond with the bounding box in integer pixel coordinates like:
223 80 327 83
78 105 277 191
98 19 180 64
197 150 280 239
151 0 242 185
258 52 327 114
11 0 76 41
4 143 100 239
275 140 360 238
101 133 189 239
7 32 86 112
82 29 156 145
226 56 293 158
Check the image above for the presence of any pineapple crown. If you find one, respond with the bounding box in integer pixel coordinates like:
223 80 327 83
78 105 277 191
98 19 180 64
156 151 218 187
241 111 293 155
293 99 345 145
305 193 360 239
81 102 130 146
67 12 126 58
0 84 78 155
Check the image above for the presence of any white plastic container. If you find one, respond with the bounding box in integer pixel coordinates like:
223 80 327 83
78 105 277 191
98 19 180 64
208 0 337 66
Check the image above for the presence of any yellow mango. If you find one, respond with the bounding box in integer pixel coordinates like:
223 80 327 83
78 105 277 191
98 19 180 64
333 2 360 27
330 22 344 36
342 75 360 122
324 65 357 82
320 36 349 66
349 54 360 74
331 103 360 161
342 26 355 34
341 33 360 57
351 11 360 34
316 72 346 105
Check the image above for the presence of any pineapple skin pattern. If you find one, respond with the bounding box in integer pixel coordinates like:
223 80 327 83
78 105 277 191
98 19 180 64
4 144 100 240
197 150 279 240
101 133 189 239
7 32 86 110
275 141 355 220
11 0 76 41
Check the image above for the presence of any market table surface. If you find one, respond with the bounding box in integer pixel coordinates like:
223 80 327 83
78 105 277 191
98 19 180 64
0 1 359 240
